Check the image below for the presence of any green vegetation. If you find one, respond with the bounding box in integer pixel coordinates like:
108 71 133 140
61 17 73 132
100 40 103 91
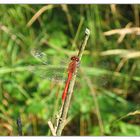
0 4 140 136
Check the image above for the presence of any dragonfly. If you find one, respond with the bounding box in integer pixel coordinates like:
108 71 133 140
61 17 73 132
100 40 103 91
29 49 80 102
61 56 79 101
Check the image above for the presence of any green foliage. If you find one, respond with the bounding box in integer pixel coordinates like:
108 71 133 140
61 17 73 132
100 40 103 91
0 4 140 136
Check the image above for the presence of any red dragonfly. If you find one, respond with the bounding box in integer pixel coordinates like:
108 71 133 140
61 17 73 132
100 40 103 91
62 56 79 101
29 49 79 102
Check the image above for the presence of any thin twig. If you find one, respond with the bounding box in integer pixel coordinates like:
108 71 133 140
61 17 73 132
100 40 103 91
71 17 84 49
110 110 140 129
61 5 74 36
115 57 128 72
48 120 56 136
101 49 140 59
104 27 140 36
110 4 117 15
0 24 21 45
104 26 140 43
27 5 55 27
55 28 90 136
133 5 140 27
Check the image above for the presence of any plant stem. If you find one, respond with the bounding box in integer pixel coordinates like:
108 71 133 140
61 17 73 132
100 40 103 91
55 28 90 136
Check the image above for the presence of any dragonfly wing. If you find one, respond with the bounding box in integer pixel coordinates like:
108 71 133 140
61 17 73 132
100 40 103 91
31 49 49 65
30 48 70 66
28 65 67 82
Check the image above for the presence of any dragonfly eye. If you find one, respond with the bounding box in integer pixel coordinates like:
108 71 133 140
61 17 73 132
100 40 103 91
71 56 79 61
71 56 75 60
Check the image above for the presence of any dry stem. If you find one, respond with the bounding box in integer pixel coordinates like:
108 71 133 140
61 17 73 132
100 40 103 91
27 5 55 27
104 26 140 43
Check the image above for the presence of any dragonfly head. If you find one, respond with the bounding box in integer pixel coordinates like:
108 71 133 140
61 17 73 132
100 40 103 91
71 56 79 62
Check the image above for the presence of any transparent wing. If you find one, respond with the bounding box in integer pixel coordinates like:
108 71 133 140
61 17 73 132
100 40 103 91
29 48 71 82
31 49 49 65
28 65 68 82
30 48 70 66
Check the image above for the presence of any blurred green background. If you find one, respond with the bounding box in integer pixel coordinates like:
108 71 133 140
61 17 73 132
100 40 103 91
0 4 140 136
